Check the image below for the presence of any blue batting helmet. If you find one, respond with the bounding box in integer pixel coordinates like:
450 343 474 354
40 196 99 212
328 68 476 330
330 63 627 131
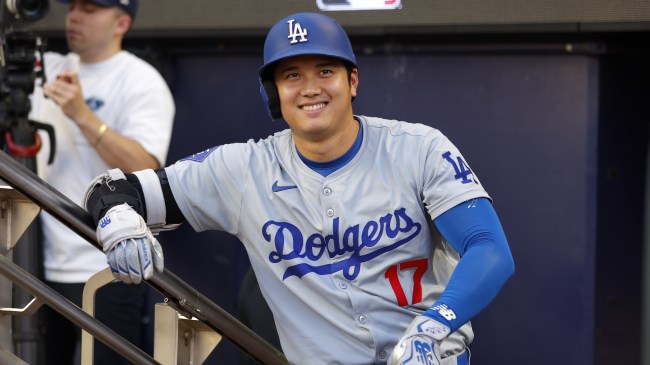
259 12 357 120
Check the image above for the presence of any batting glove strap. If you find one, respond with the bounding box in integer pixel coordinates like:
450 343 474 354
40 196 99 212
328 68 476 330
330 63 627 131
83 169 144 224
388 316 450 365
82 168 127 210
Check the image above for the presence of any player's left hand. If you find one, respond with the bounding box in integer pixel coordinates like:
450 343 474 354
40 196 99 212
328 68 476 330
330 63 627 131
388 315 450 365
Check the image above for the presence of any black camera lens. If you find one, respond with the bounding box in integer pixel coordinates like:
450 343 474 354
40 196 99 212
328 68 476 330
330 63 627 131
6 0 50 22
22 0 44 14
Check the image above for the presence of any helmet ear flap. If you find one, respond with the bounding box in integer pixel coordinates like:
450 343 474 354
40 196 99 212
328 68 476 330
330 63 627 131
260 79 282 120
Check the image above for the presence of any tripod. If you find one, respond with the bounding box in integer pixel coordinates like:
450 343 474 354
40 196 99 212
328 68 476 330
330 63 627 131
1 27 55 364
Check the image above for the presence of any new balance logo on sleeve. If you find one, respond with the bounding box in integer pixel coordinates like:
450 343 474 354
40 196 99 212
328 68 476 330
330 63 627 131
431 304 457 321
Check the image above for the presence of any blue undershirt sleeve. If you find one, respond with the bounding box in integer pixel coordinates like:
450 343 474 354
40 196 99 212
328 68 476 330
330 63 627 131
422 197 515 333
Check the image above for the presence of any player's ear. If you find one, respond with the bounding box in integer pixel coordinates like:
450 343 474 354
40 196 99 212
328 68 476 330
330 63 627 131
350 68 359 98
260 79 282 120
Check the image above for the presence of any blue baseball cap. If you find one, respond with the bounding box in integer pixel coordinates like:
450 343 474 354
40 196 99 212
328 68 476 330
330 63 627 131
57 0 138 19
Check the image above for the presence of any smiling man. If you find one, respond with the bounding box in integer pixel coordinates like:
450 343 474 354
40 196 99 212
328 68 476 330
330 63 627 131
29 0 175 364
273 55 359 161
82 12 514 365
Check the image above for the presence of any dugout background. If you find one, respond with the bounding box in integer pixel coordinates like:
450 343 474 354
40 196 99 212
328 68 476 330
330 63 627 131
26 0 650 364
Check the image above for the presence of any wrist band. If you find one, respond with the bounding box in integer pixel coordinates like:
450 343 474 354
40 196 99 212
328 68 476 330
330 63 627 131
93 123 108 147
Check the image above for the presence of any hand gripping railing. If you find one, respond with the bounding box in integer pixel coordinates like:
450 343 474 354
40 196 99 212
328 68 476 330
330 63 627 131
0 150 289 365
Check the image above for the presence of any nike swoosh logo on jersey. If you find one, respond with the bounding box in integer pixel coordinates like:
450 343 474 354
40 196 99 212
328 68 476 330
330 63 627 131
272 181 298 192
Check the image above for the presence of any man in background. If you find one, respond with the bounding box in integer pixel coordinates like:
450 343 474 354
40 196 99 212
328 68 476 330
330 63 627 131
29 0 175 363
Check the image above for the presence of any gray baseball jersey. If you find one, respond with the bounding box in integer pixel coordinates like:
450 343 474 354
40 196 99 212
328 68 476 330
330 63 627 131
165 115 490 364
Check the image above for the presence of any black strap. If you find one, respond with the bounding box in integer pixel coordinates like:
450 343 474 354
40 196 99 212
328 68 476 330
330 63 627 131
86 177 144 224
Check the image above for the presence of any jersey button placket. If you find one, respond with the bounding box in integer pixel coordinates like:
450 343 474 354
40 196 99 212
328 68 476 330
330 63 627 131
322 183 359 334
321 185 336 218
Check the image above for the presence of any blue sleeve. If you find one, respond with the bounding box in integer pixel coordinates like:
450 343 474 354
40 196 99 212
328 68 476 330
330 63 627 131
422 197 515 333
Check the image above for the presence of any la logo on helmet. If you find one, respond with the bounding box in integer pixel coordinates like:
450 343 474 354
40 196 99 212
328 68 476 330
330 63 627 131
287 19 308 44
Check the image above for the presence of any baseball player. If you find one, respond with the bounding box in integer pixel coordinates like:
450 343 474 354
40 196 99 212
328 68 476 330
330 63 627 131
83 12 514 365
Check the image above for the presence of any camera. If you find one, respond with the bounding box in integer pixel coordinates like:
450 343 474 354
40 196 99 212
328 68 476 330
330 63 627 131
1 0 50 75
1 0 50 107
1 0 49 26
1 0 49 123
1 0 54 164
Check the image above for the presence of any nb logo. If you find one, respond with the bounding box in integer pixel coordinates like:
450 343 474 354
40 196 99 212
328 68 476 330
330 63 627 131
287 19 308 44
432 304 457 321
99 216 111 228
412 339 435 365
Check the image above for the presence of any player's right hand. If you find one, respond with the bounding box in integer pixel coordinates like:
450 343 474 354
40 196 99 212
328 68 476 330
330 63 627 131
388 315 449 365
97 203 164 284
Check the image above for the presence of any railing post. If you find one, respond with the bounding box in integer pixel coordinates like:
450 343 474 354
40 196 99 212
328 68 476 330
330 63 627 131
0 184 40 362
153 303 222 364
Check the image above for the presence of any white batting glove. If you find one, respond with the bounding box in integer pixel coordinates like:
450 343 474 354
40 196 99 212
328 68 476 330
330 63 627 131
97 203 164 284
388 315 450 365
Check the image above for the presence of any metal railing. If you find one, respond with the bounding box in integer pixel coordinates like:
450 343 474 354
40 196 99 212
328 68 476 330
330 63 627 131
0 150 288 365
